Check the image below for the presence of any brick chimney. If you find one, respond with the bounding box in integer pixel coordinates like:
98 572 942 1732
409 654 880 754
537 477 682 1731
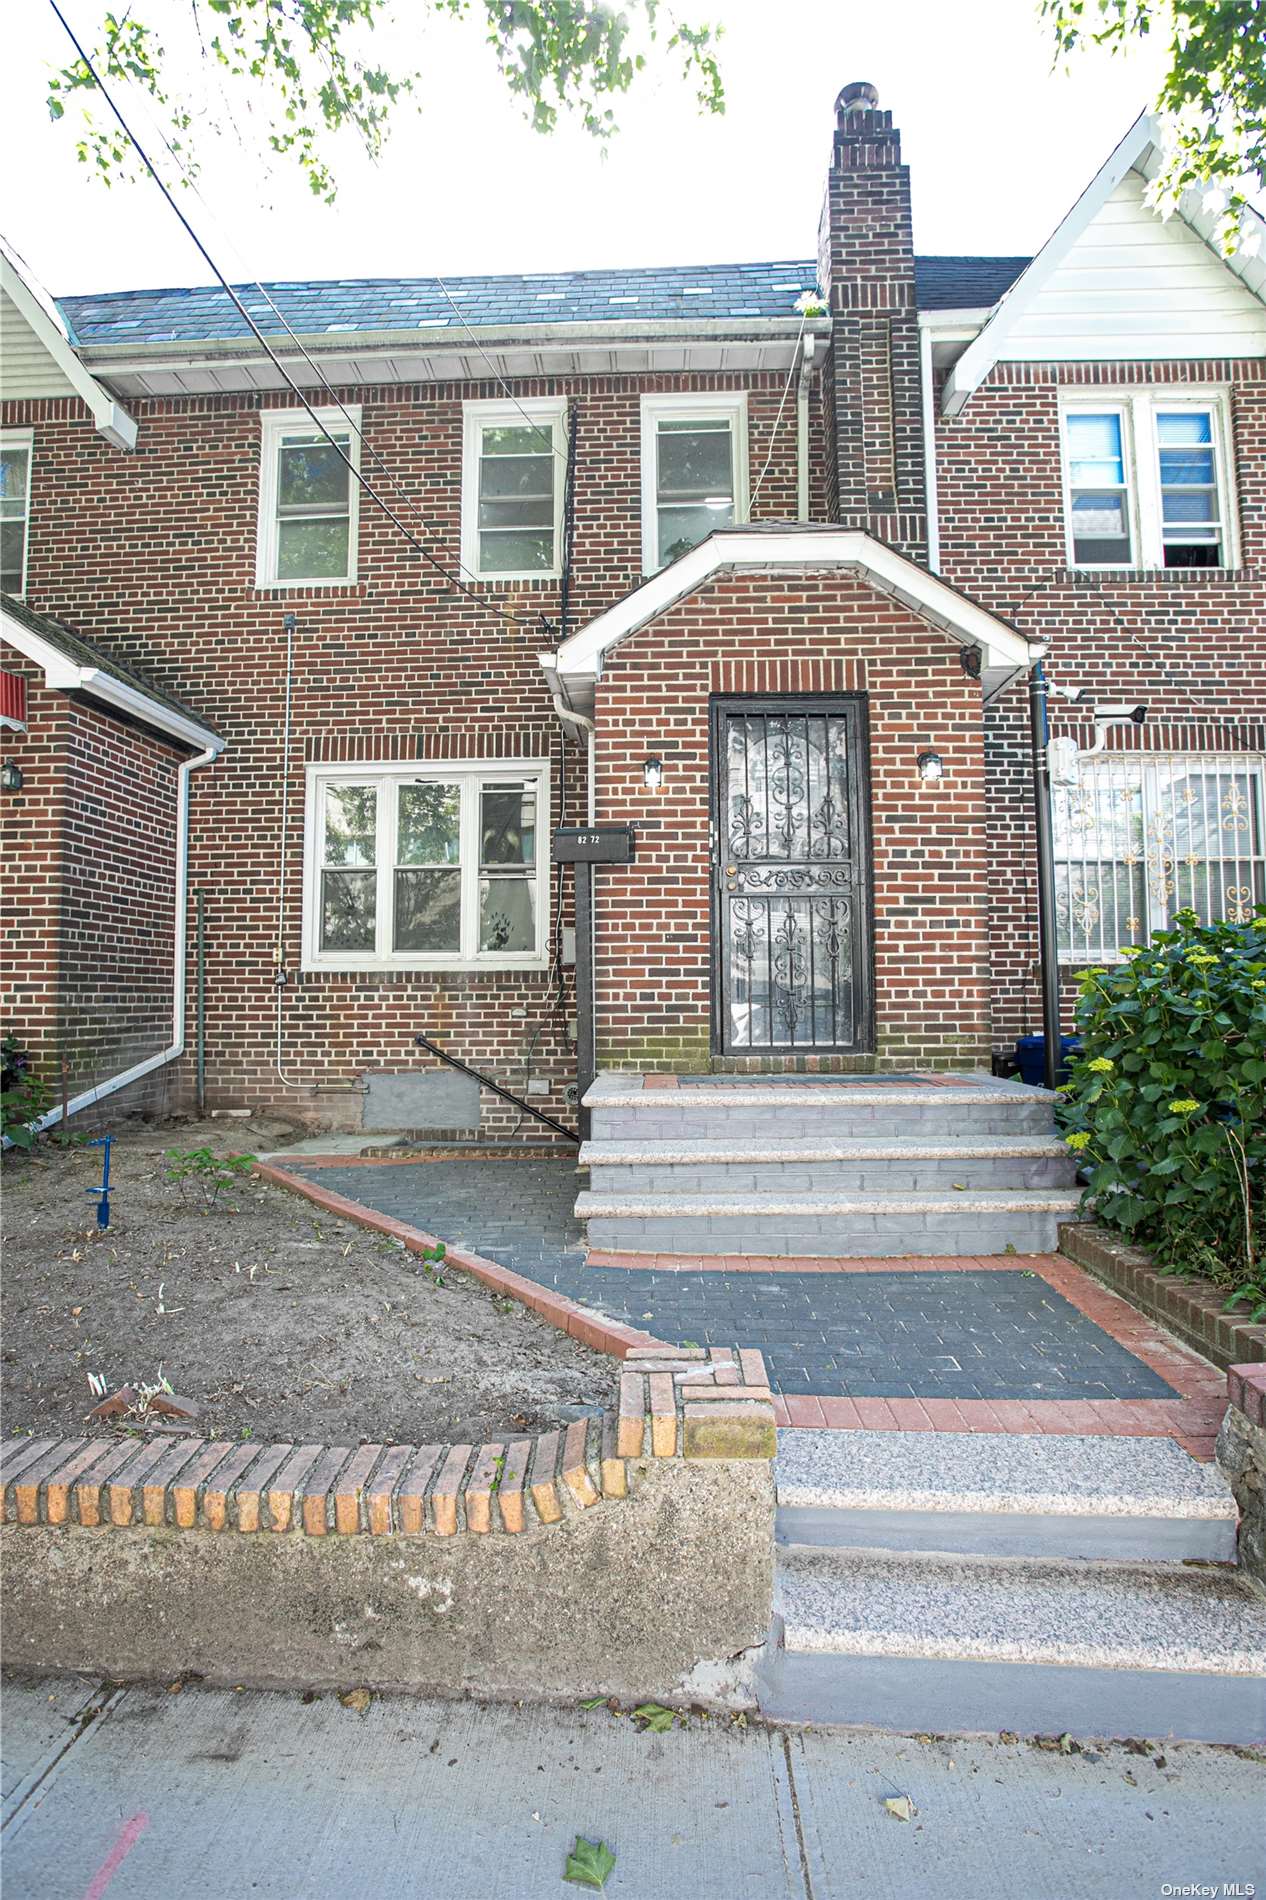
818 83 928 561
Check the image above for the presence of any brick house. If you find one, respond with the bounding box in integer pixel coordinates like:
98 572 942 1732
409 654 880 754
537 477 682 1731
2 84 1263 1141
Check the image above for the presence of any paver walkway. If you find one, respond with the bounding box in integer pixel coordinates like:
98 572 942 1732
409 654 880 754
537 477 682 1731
286 1157 1227 1456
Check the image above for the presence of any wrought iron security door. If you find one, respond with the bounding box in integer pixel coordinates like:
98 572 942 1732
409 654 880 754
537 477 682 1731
712 697 872 1055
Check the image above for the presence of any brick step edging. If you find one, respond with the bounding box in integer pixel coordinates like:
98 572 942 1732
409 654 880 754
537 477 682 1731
1 1349 776 1540
1059 1223 1266 1373
254 1160 658 1358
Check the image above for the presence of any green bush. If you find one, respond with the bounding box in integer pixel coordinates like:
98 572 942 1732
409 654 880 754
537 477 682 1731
1 1034 52 1151
1057 907 1266 1308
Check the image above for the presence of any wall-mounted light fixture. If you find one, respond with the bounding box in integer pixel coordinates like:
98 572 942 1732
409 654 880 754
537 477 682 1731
959 646 982 681
0 760 24 793
916 750 944 784
643 755 664 793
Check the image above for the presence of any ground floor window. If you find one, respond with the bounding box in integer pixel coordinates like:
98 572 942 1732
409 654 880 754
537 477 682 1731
302 760 549 970
1053 751 1265 962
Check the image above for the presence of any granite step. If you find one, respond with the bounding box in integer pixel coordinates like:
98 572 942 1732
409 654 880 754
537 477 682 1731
775 1429 1239 1564
585 1074 1061 1143
580 1136 1080 1194
574 1188 1084 1258
759 1547 1266 1742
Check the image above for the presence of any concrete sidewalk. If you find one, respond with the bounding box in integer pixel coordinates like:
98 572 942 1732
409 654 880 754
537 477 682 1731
3 1674 1262 1900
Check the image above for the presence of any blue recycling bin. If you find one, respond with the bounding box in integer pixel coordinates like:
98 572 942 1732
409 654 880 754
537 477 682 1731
1014 1034 1081 1088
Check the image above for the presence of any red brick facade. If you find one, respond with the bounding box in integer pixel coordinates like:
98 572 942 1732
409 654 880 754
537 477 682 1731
592 571 990 1070
3 85 1263 1124
1 655 181 1105
934 358 1266 1050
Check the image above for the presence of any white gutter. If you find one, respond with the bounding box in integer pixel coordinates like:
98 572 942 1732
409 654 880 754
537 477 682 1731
796 334 819 519
23 738 221 1136
918 319 941 573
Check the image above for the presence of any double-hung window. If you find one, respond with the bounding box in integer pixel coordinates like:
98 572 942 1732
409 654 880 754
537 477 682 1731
641 392 748 574
461 398 565 580
1061 392 1234 570
1053 752 1264 962
1 430 33 596
257 407 360 586
303 760 549 970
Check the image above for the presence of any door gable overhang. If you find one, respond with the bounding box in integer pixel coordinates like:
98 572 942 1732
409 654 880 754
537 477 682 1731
540 526 1040 720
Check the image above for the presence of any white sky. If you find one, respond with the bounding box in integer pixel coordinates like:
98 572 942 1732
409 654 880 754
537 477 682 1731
4 0 1177 299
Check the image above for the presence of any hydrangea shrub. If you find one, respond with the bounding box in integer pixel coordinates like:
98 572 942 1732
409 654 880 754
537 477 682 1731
1057 907 1266 1297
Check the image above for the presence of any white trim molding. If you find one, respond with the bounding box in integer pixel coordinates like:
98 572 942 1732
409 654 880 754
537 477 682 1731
941 112 1266 417
461 396 567 583
639 389 749 576
1 428 34 597
301 757 551 973
0 602 223 754
540 526 1040 715
255 405 362 589
0 243 138 451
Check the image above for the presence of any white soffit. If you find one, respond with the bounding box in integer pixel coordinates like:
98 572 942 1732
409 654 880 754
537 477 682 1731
541 528 1038 713
942 113 1266 415
0 245 138 451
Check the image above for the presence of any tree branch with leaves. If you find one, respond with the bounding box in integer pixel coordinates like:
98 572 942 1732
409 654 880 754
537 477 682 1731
1042 0 1265 254
47 0 724 201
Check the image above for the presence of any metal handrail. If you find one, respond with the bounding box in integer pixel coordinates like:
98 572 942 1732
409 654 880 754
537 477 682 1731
413 1033 580 1145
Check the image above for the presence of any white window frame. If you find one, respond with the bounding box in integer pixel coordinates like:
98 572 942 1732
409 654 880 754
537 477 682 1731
256 406 361 588
1053 750 1265 964
1059 389 1238 572
1 428 34 598
461 397 567 583
640 390 749 576
301 758 551 972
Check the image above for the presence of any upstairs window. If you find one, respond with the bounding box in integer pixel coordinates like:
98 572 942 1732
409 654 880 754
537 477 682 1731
257 407 360 587
1 431 33 596
1061 392 1234 571
641 393 748 574
303 760 548 970
1053 751 1264 962
461 399 565 581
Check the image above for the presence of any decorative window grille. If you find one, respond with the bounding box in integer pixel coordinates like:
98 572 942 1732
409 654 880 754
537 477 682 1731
1052 752 1265 962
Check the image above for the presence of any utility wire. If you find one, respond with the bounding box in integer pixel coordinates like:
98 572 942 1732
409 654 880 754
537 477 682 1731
750 311 807 509
432 273 572 466
48 0 540 625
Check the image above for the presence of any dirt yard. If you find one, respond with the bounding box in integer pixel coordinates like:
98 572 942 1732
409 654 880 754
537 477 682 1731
1 1121 614 1447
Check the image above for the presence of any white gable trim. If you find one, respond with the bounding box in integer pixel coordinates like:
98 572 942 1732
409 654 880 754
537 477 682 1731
540 529 1038 708
942 114 1266 416
0 246 138 451
0 606 222 753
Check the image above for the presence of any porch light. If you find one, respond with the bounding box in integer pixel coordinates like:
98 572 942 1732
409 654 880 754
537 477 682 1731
917 750 944 783
0 760 23 793
643 755 664 793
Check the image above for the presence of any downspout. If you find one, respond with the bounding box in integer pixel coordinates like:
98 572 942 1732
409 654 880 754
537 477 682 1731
919 318 941 572
796 334 818 521
26 738 221 1134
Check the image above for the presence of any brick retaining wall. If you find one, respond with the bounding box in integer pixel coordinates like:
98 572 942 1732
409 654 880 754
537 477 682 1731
1060 1223 1266 1373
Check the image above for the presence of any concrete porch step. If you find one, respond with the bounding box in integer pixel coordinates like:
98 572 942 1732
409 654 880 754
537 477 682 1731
574 1187 1083 1258
774 1429 1238 1564
580 1136 1079 1193
586 1079 1061 1142
759 1547 1266 1742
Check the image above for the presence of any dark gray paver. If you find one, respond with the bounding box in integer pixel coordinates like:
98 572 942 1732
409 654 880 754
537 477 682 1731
293 1161 1178 1403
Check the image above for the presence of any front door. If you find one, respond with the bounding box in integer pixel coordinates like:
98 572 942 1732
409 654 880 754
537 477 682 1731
711 696 872 1056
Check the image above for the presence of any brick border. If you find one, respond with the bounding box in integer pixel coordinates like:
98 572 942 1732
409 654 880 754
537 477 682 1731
1228 1363 1266 1430
1059 1222 1266 1373
255 1160 659 1358
1 1349 774 1539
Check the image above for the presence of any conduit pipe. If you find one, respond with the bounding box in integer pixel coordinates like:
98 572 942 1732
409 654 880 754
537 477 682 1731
796 333 819 520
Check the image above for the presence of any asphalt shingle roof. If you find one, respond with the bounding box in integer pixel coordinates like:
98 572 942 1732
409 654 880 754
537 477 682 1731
1 593 219 740
57 256 1029 347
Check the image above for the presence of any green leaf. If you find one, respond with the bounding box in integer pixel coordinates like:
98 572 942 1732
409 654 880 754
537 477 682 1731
578 1696 606 1709
631 1702 677 1732
564 1837 617 1890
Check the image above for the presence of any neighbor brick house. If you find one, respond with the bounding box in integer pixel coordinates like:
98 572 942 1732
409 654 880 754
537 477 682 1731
2 84 1263 1138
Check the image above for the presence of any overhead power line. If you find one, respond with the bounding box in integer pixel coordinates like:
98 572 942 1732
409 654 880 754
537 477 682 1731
47 0 542 626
